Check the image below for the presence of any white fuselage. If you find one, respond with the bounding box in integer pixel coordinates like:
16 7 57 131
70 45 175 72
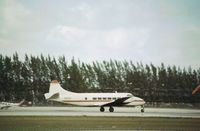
56 92 145 106
44 80 145 108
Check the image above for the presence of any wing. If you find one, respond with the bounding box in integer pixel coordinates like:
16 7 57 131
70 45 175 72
101 97 130 106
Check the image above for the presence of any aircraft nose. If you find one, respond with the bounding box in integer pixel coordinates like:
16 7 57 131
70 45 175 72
136 97 145 104
141 99 145 104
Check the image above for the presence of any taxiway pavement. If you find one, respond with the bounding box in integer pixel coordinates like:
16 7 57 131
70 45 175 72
0 106 200 118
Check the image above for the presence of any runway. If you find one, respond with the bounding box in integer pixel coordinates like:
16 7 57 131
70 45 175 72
0 106 200 118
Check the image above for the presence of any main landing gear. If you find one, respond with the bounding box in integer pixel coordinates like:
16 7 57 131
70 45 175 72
141 105 144 113
100 106 144 113
100 106 105 112
100 106 114 112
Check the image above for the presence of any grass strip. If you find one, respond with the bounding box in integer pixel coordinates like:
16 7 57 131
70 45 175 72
0 116 199 130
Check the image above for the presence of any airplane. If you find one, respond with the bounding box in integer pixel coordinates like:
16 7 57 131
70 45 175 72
44 80 145 112
0 99 25 110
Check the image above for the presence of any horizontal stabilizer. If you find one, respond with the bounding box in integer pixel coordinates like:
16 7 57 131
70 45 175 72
44 92 59 100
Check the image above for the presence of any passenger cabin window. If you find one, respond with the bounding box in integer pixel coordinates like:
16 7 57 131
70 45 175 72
108 97 111 100
85 97 87 100
93 97 97 100
98 97 102 100
103 97 106 100
112 97 117 100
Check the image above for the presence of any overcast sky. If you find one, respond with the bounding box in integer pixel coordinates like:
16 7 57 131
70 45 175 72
0 0 200 69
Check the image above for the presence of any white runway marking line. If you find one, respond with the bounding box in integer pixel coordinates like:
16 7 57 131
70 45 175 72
0 107 200 118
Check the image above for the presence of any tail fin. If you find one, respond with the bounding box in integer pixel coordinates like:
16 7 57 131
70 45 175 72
44 80 73 100
49 80 64 94
19 99 25 106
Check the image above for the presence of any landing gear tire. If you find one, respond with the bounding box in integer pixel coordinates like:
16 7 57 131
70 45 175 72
100 106 105 112
109 106 114 112
141 105 144 113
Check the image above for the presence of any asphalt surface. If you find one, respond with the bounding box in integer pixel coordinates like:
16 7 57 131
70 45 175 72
0 106 200 118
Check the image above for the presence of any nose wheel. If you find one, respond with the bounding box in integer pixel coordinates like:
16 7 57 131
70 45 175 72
109 106 114 112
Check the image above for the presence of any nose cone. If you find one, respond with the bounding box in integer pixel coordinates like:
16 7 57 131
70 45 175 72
138 98 145 104
141 99 145 105
134 97 145 105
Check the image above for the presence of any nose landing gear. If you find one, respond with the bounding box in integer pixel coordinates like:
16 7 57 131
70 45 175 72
109 106 114 112
141 105 144 113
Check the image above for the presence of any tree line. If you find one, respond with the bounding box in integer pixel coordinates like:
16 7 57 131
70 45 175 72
0 53 199 105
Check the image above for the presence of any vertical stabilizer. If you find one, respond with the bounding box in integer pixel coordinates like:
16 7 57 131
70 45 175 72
49 80 63 94
44 80 73 100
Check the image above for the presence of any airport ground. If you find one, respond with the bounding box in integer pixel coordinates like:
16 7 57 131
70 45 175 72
0 107 200 130
0 116 200 131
